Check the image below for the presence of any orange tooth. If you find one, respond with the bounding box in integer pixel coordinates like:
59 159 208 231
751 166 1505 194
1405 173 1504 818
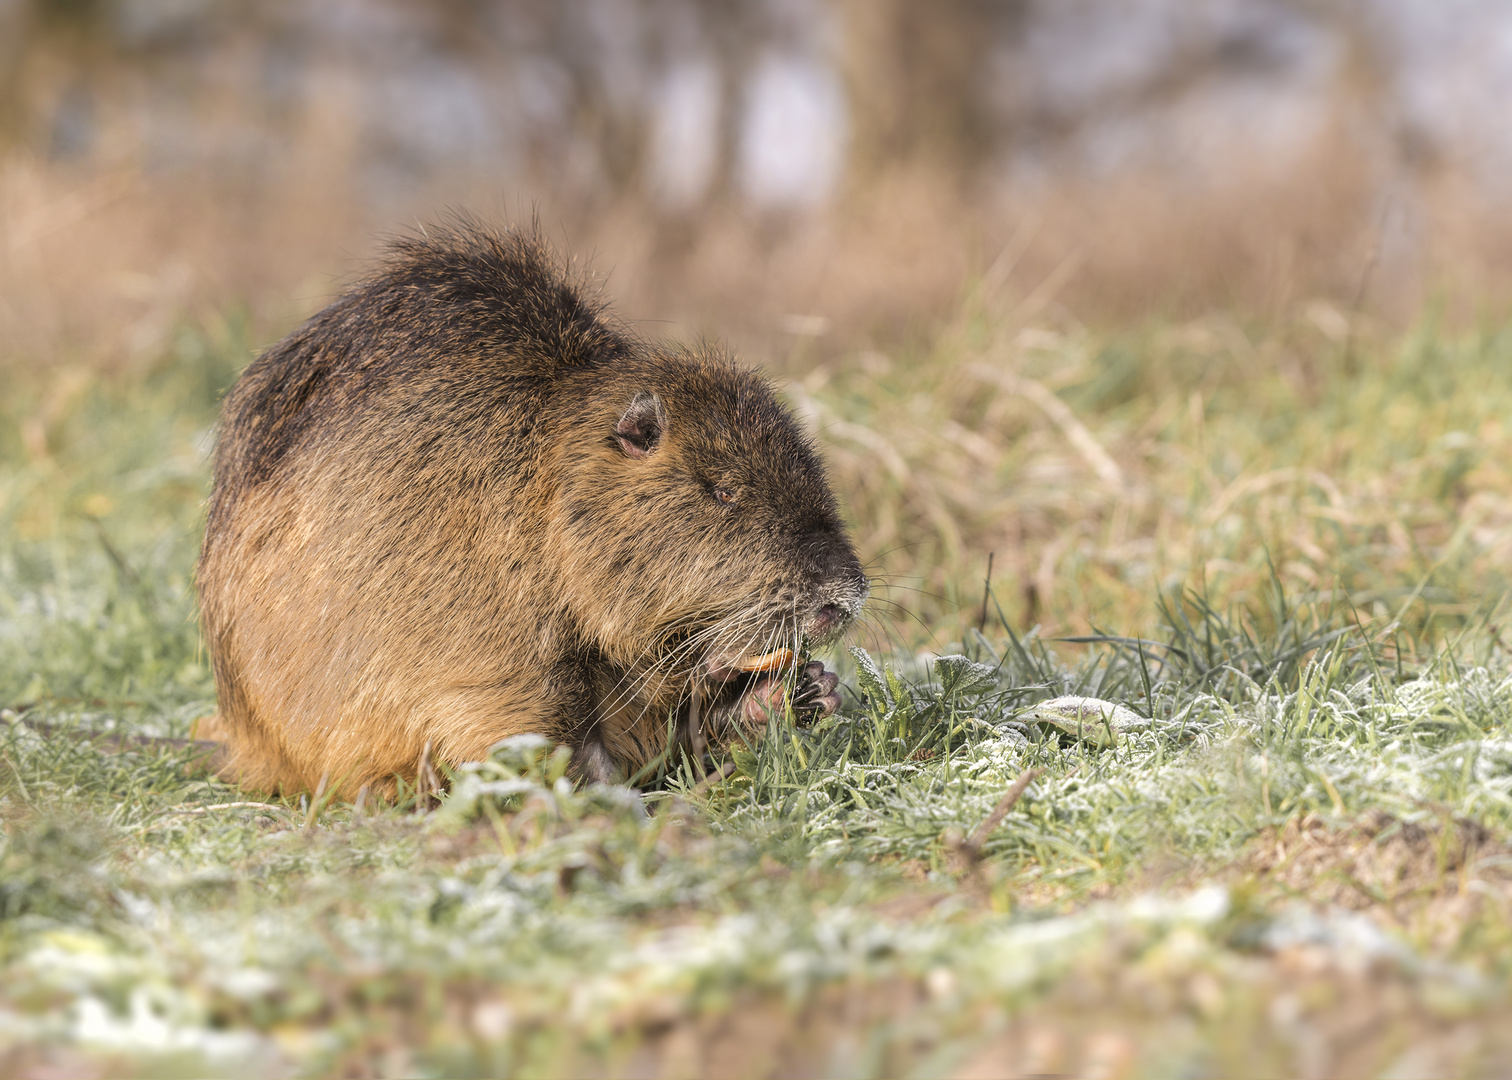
736 649 796 673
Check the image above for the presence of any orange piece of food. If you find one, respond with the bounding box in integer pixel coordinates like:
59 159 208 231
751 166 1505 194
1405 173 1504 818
736 649 796 673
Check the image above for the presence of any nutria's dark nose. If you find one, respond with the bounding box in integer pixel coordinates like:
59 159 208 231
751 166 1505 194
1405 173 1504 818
809 565 868 638
800 532 867 637
813 603 845 636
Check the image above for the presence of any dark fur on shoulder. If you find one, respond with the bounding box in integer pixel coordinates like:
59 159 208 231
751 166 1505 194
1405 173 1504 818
198 220 867 796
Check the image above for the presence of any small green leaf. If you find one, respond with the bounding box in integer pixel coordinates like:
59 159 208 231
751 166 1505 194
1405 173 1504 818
933 654 998 698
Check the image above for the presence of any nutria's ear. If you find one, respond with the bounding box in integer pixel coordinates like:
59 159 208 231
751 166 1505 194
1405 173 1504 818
614 392 666 458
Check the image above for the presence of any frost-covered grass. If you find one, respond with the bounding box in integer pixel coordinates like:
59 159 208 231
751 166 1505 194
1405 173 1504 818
7 621 1512 1077
4 319 1512 1076
701 630 1512 890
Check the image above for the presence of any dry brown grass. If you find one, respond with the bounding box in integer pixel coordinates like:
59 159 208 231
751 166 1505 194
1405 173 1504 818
7 99 1512 377
6 105 1512 653
1236 812 1511 955
811 300 1512 647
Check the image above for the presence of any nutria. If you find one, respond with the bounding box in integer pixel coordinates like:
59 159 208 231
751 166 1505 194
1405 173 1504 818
196 220 868 797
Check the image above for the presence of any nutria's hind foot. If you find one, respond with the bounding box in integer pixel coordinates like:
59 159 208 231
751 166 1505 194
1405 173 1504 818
181 712 230 776
191 712 320 796
574 739 623 786
189 711 223 742
741 660 841 728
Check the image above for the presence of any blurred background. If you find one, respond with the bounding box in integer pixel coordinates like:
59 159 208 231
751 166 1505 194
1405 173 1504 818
9 9 1512 1074
4 0 1512 643
5 0 1512 371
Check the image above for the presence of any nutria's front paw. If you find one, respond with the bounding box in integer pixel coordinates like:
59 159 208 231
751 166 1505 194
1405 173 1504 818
791 661 841 722
741 661 841 727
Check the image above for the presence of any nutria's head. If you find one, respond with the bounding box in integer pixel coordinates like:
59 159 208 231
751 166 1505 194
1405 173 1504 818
551 349 868 687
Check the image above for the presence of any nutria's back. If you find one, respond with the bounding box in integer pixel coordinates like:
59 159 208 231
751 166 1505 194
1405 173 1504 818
198 221 867 796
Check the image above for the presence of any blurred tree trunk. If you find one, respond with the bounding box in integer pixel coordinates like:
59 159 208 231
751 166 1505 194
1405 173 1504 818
838 0 1022 186
549 2 650 198
700 1 761 209
0 0 110 156
1290 0 1422 165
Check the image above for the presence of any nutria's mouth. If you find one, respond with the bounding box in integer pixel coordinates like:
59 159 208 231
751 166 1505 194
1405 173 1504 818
674 578 865 686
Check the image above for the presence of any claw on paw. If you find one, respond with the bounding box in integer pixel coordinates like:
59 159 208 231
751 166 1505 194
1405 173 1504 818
740 660 842 727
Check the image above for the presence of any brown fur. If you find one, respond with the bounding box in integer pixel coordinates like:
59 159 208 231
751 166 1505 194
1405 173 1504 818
196 220 867 796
